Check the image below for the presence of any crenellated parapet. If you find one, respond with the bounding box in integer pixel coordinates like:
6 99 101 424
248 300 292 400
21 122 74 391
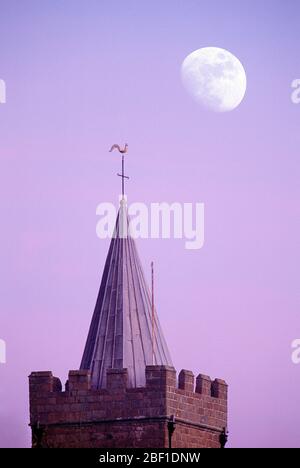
29 365 227 448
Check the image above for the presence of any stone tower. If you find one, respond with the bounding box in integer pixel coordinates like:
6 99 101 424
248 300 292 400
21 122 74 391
29 202 228 448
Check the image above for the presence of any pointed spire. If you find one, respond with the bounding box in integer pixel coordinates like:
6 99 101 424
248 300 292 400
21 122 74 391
80 201 173 388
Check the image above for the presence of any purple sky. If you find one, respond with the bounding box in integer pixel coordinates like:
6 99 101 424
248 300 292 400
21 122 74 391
0 0 300 448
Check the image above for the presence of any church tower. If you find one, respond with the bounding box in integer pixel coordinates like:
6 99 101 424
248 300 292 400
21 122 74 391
29 148 228 448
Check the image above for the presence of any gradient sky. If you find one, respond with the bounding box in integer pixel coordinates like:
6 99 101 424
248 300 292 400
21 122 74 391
0 0 299 448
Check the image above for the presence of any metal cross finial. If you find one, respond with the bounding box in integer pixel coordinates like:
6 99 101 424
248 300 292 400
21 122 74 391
118 153 129 198
109 143 129 198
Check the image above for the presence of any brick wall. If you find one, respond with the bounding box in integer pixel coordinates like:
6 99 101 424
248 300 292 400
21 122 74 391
29 366 227 448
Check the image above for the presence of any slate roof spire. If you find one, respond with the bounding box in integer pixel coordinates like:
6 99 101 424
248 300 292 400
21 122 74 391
80 199 173 388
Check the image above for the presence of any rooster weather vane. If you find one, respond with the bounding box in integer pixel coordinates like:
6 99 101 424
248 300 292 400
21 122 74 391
109 143 129 198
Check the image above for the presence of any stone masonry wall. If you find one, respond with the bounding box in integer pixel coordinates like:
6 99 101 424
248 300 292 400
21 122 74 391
29 365 227 448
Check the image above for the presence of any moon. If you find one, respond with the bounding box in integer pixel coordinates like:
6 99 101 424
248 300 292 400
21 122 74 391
181 47 247 112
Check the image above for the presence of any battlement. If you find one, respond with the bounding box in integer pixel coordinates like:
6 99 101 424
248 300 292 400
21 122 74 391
29 366 227 448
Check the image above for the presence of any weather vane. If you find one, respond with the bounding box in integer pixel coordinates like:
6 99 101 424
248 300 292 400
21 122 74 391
109 143 129 198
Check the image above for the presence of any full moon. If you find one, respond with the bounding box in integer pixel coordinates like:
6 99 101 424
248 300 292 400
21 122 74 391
181 47 247 112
